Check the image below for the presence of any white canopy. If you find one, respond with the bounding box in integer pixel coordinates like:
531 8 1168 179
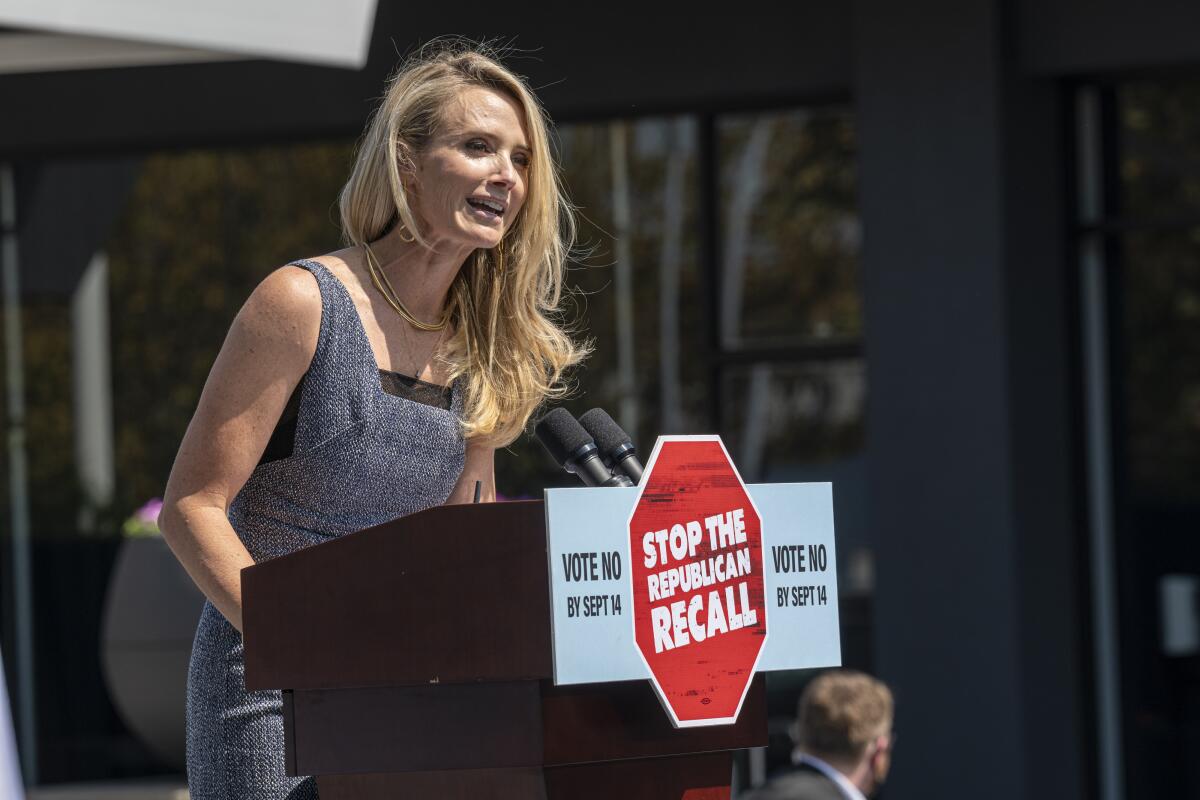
0 0 377 73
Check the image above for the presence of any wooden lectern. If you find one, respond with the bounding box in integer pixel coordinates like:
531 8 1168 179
242 500 766 799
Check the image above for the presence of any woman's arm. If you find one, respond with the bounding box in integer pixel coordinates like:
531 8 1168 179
444 438 497 504
158 266 321 633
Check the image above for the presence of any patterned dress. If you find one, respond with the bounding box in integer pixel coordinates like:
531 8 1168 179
185 259 466 799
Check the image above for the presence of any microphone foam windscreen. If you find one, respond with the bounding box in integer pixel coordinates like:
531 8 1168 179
578 408 633 454
534 407 594 466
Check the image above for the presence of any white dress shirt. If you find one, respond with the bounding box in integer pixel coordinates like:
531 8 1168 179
791 750 867 800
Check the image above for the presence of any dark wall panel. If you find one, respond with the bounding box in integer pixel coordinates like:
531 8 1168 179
1000 58 1090 800
1020 0 1200 76
855 0 1086 797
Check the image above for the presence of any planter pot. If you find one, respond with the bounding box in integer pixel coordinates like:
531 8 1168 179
100 536 205 771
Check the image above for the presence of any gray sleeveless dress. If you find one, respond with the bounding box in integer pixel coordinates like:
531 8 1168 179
185 259 466 799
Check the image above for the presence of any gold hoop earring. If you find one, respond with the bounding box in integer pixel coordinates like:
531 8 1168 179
398 224 416 243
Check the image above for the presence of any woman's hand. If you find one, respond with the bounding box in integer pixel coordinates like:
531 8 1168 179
444 438 497 504
158 265 322 633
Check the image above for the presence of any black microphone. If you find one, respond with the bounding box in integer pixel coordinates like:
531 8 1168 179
534 408 632 487
578 408 645 485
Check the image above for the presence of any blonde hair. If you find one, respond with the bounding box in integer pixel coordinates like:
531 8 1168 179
338 40 588 445
796 670 893 762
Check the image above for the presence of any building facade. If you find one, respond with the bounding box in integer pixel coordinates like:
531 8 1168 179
1 2 1198 797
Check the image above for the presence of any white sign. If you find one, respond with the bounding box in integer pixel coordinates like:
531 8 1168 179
545 481 841 686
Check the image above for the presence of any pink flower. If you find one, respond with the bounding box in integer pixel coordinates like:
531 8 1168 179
135 498 163 525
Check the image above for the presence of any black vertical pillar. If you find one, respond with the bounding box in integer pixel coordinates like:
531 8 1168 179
853 1 1086 798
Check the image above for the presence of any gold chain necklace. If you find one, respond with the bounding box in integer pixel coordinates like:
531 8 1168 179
401 323 446 382
362 242 450 332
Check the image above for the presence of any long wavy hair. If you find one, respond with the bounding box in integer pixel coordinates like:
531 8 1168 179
338 40 588 446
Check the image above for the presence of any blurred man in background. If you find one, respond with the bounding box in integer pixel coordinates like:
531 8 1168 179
742 670 894 800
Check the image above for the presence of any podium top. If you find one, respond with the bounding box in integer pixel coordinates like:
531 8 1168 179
242 500 551 692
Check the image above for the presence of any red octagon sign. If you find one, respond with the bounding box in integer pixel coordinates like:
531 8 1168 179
628 435 767 727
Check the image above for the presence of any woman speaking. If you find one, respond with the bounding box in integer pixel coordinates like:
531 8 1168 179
158 41 586 799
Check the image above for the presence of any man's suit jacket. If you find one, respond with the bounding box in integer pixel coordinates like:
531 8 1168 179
739 762 847 800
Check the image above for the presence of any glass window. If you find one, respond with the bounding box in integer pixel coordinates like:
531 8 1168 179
1080 78 1200 800
718 109 860 347
1114 82 1200 502
1118 229 1200 503
1119 81 1200 221
720 359 865 481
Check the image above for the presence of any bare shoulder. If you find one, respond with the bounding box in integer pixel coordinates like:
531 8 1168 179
231 263 324 350
248 263 323 318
